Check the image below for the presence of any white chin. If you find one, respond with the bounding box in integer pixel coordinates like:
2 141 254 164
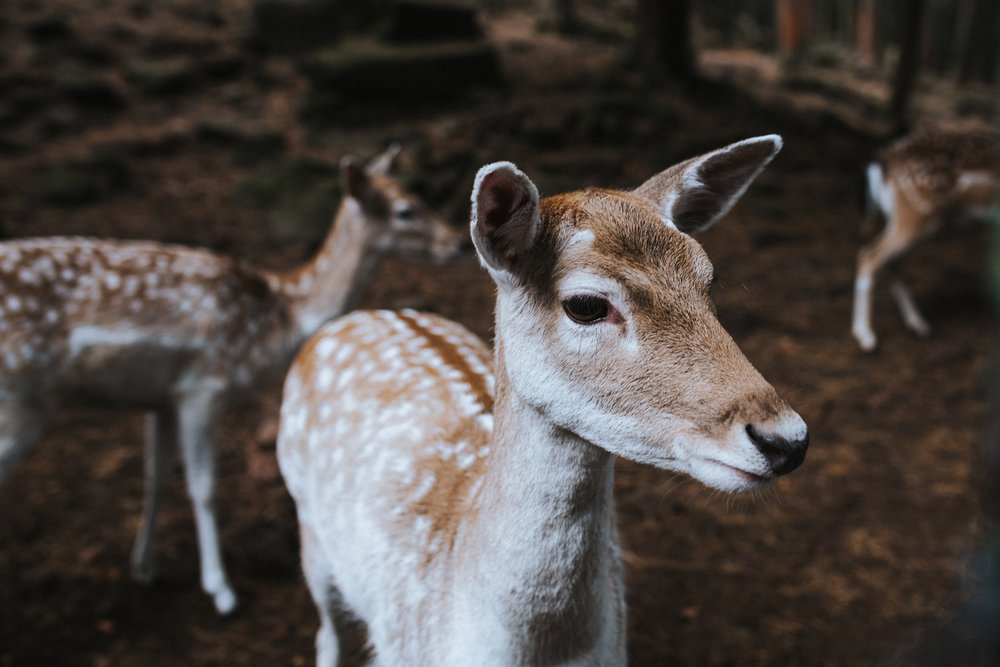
689 458 774 493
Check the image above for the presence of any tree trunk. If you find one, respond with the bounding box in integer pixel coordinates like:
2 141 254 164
776 0 812 73
888 0 926 135
541 0 579 34
634 0 696 82
949 0 976 81
854 0 877 68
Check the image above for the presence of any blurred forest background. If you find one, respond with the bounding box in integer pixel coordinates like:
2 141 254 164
1 0 999 665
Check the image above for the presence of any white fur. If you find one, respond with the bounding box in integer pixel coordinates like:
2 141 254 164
866 162 894 220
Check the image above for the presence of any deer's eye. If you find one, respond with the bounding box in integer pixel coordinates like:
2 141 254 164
395 205 416 224
563 295 610 324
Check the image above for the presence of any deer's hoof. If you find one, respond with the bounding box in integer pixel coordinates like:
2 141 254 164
129 555 157 585
212 587 238 615
852 328 878 353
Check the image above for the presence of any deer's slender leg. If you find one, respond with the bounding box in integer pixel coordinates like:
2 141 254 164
299 522 352 667
889 274 931 337
177 390 236 614
0 403 46 487
852 223 921 352
130 409 177 584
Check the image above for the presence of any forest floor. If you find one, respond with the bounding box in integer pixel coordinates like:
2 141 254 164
1 2 997 665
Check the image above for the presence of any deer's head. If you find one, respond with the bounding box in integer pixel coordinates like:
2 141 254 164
471 136 807 492
341 144 463 263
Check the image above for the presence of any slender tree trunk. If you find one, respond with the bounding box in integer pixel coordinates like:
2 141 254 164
962 0 1000 83
888 0 926 135
777 0 812 73
634 0 696 82
950 0 976 81
854 0 877 68
541 0 579 34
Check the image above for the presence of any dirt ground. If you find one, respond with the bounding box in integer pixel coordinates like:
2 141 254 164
0 2 997 666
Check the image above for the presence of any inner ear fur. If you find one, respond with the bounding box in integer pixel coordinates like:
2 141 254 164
470 162 541 274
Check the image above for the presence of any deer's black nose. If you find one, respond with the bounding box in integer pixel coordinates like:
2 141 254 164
746 423 808 476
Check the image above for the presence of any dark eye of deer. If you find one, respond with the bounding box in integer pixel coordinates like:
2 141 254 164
563 295 610 324
396 206 416 223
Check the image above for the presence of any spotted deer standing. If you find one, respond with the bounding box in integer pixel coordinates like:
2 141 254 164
0 146 461 614
851 129 1000 351
278 136 809 665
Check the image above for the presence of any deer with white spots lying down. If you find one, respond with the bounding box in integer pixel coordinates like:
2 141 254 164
851 129 1000 352
278 135 809 665
0 145 461 614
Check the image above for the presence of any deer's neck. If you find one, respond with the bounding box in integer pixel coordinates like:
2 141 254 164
459 342 623 663
268 200 378 344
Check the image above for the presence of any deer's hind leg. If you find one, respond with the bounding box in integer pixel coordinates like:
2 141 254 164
130 408 177 584
177 390 237 614
889 272 931 338
851 222 924 351
0 401 47 487
299 522 365 667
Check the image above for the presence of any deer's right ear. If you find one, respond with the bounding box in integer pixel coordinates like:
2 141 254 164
635 134 782 235
340 156 369 202
367 142 401 175
470 162 541 286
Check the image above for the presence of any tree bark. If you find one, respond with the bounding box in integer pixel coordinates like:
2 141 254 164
888 0 926 135
854 0 877 68
949 0 976 81
776 0 812 73
541 0 579 34
634 0 696 82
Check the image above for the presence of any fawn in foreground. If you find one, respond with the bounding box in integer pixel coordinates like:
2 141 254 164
278 135 809 665
852 129 1000 352
0 146 461 614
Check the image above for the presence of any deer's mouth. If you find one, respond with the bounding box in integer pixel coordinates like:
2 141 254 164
714 460 771 483
692 456 774 492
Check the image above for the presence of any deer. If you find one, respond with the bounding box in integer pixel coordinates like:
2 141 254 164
0 145 462 615
277 135 809 666
851 129 1000 352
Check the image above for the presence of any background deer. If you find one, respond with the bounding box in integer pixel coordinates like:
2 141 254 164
851 129 1000 352
0 145 461 614
278 136 809 665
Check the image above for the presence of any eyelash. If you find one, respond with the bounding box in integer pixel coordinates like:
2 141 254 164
562 294 611 324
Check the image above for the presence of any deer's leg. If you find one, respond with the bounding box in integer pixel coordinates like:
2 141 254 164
300 522 346 667
0 403 46 487
889 273 931 337
177 392 237 614
851 225 918 352
130 409 177 584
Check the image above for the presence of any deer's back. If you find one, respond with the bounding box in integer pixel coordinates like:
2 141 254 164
0 237 292 404
277 309 495 656
881 130 1000 216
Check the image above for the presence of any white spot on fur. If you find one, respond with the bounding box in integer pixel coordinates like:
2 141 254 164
315 337 337 358
317 366 335 391
410 473 436 503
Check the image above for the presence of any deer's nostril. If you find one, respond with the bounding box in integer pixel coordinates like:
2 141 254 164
745 423 808 476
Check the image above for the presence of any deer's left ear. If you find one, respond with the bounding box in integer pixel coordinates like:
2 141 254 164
341 156 370 202
635 135 782 235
